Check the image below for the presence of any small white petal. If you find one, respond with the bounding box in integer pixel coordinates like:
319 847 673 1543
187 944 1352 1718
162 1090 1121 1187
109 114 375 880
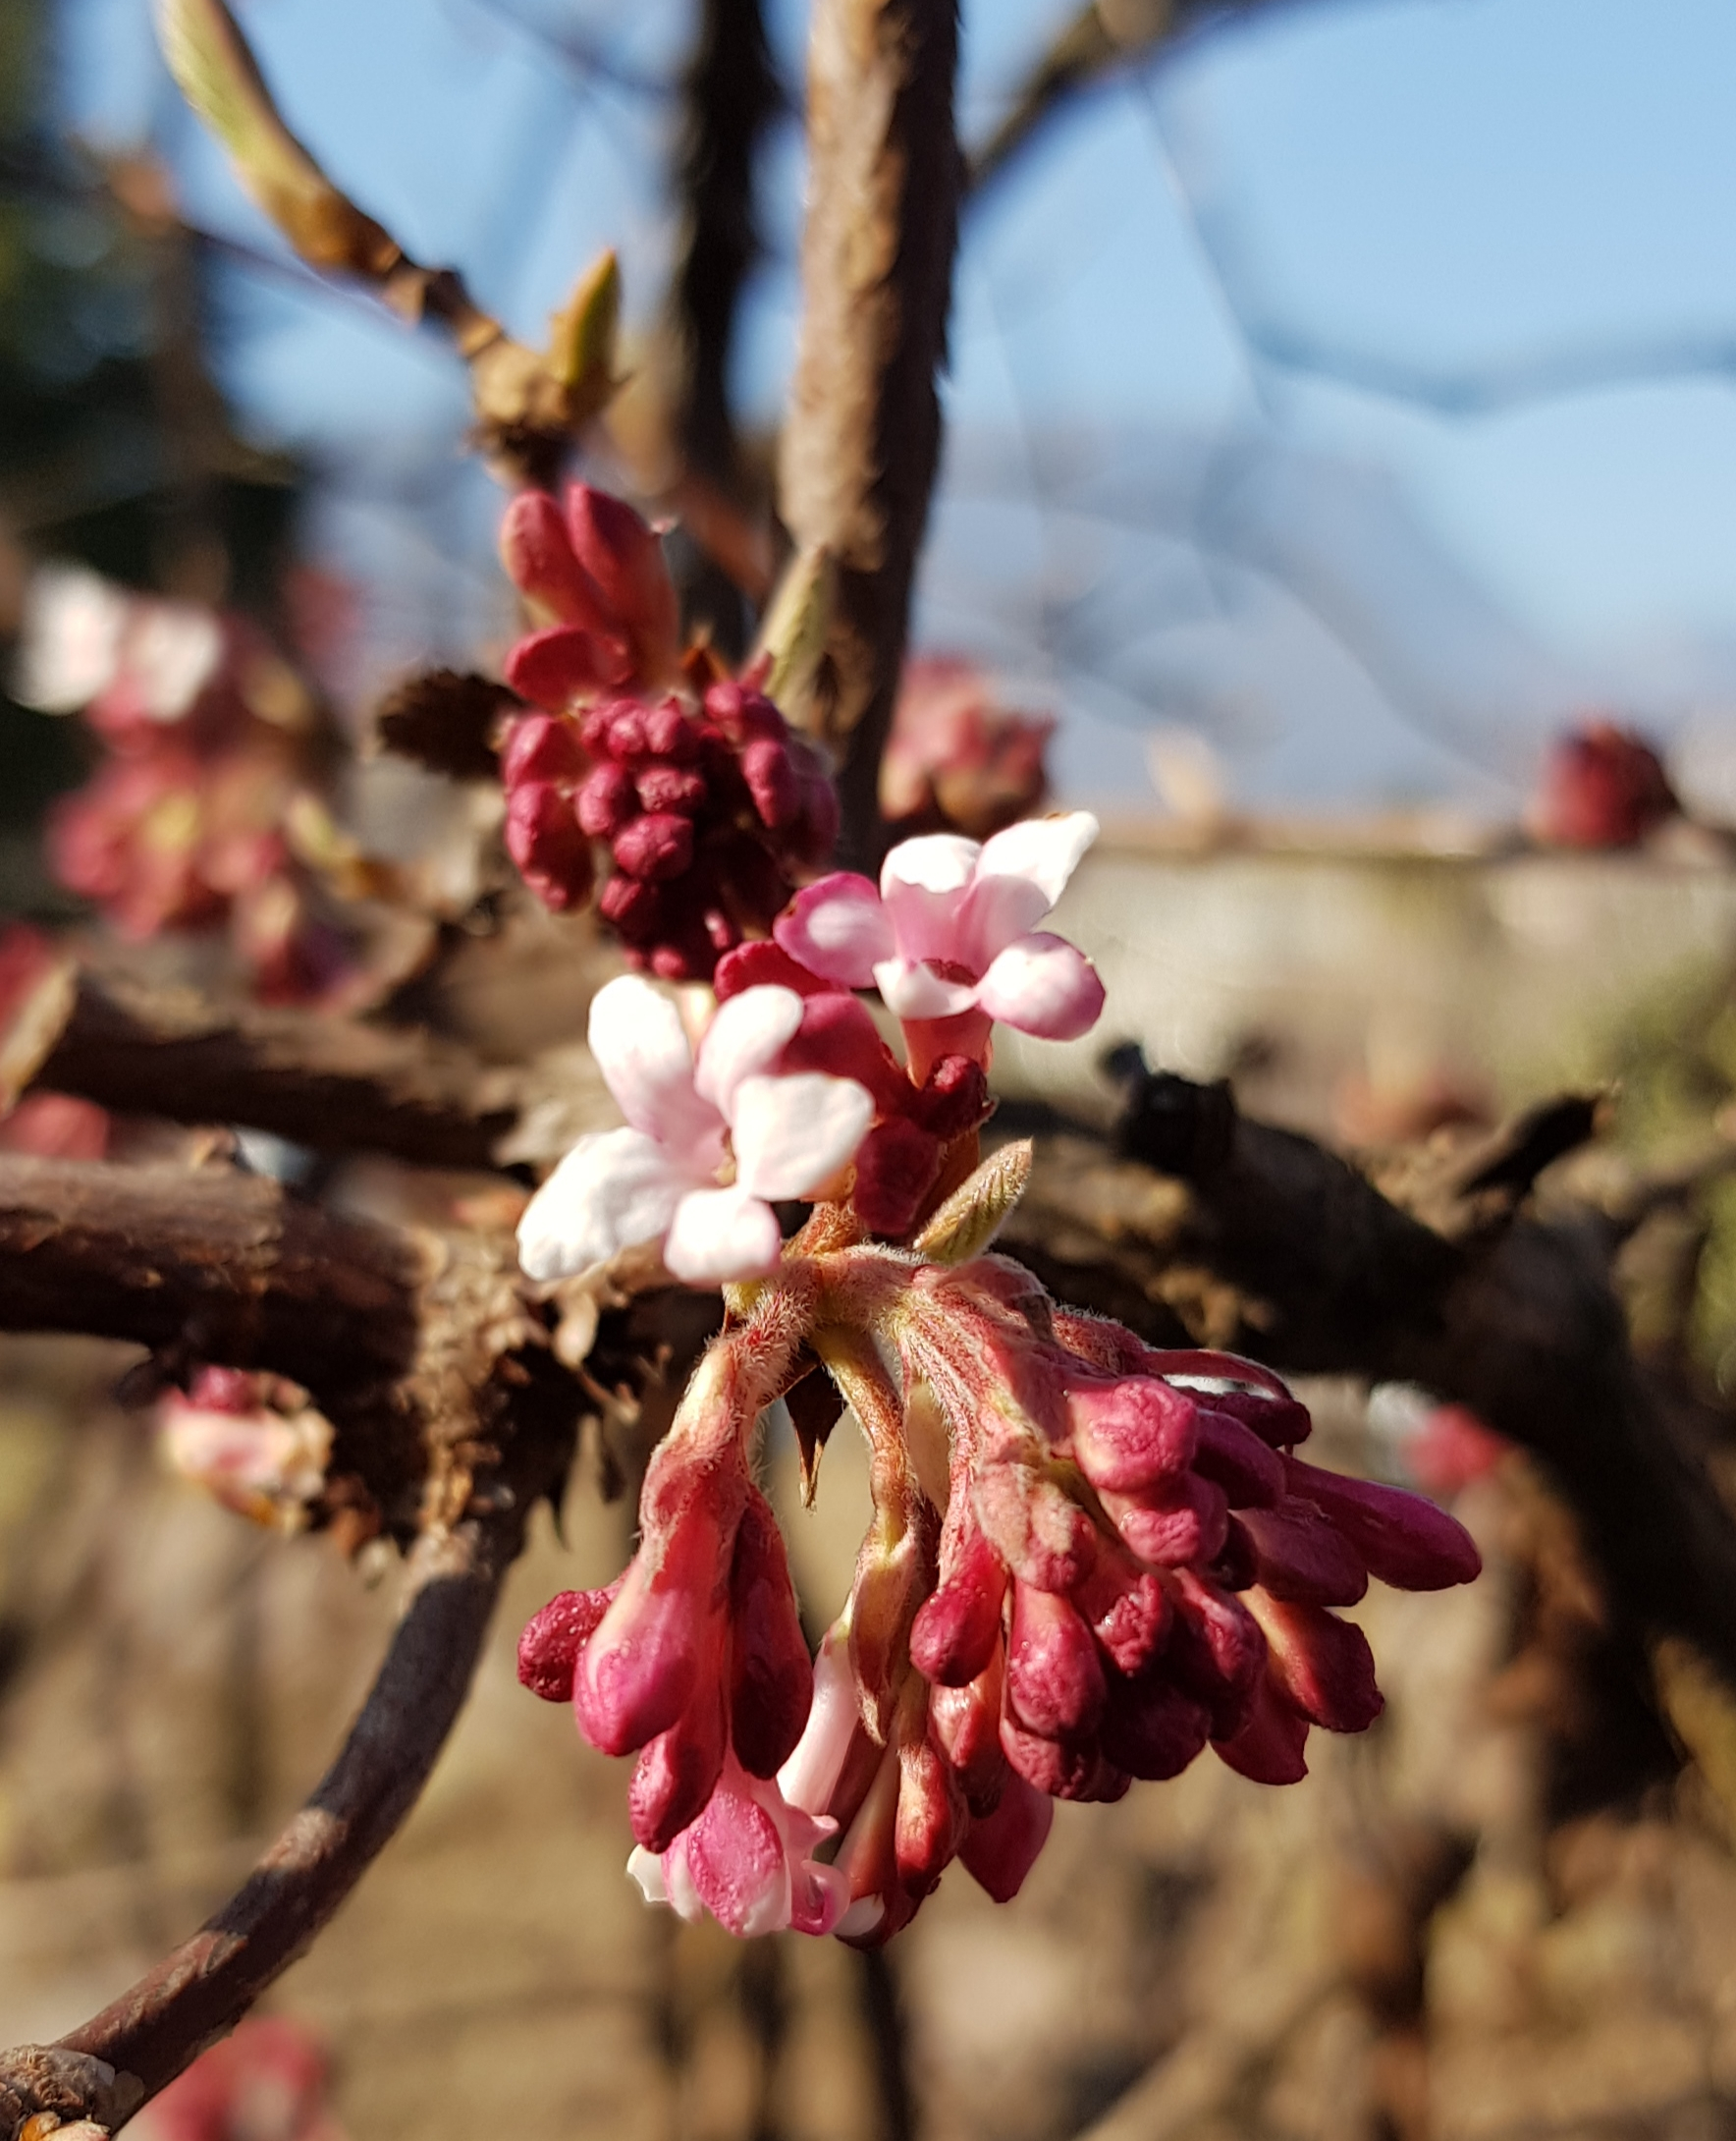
14 566 126 711
664 1184 784 1282
126 602 223 720
871 958 979 1020
973 932 1106 1040
587 975 721 1157
627 1845 670 1906
516 1127 691 1281
694 986 804 1116
881 835 979 968
975 811 1099 906
731 1072 874 1201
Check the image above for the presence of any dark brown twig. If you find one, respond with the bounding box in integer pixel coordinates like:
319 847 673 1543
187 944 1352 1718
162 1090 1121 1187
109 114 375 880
778 0 961 869
0 1504 520 2130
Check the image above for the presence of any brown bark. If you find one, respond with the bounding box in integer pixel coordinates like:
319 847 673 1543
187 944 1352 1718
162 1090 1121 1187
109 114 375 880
778 0 960 869
1000 1074 1736 1686
14 967 526 1171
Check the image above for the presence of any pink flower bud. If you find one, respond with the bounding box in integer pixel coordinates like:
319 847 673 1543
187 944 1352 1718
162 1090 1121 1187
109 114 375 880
566 485 680 679
504 622 633 707
1065 1372 1198 1493
501 488 601 624
613 810 694 882
741 736 800 829
1098 1671 1212 1781
895 1729 966 1895
1006 1580 1106 1740
715 942 835 999
1236 1503 1368 1607
575 760 637 837
973 1459 1098 1593
1213 1671 1311 1784
629 1674 729 1852
729 1488 814 1778
1282 1457 1482 1591
643 697 701 759
501 710 585 789
998 1714 1101 1799
929 1660 1009 1812
517 1582 621 1704
1107 1471 1229 1568
780 992 911 1113
910 1530 1007 1686
636 763 708 816
506 781 594 911
1190 1407 1286 1508
704 679 786 745
573 1502 732 1756
1074 1555 1170 1677
957 1772 1054 1901
1246 1590 1383 1733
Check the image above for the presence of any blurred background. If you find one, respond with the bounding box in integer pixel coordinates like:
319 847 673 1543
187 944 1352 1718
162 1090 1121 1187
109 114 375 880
10 3 1736 2140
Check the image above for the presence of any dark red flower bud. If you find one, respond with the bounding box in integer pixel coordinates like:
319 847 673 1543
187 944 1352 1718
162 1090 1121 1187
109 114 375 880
566 484 680 678
729 1488 814 1778
1282 1457 1482 1591
853 1117 944 1236
575 760 638 837
517 1582 621 1704
597 870 663 941
500 488 604 626
1213 1671 1311 1784
1190 1407 1286 1508
1006 1580 1106 1740
715 942 835 999
613 811 694 882
1205 1387 1313 1449
930 1661 1009 1813
998 1715 1100 1799
913 1056 992 1142
642 697 701 760
910 1531 1008 1686
506 782 594 911
704 679 786 745
1166 1569 1267 1738
636 763 708 816
628 1678 729 1852
504 623 632 708
1099 1672 1212 1781
1236 1503 1369 1607
957 1772 1054 1900
1247 1591 1383 1733
1074 1555 1170 1677
605 703 652 759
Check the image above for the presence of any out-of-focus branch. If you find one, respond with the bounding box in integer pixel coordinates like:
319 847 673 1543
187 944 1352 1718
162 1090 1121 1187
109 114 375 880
7 962 530 1171
0 1502 521 2134
1000 1070 1736 1687
777 0 960 869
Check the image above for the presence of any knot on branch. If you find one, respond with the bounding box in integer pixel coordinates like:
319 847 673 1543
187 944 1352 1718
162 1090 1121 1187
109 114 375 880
0 2050 141 2141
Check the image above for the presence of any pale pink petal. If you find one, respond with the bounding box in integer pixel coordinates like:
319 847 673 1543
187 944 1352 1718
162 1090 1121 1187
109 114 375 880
835 1895 886 1942
15 566 126 711
693 986 804 1115
975 811 1099 907
517 1127 691 1281
730 1072 873 1200
789 1859 852 1937
779 1630 861 1814
974 932 1106 1039
663 1184 784 1282
587 974 721 1156
776 874 893 987
880 834 979 965
684 1777 794 1936
127 603 224 720
872 957 980 1020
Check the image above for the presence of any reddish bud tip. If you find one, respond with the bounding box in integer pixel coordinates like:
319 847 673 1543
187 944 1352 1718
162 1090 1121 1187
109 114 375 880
517 1583 618 1704
613 810 694 882
506 782 594 911
910 1533 1008 1686
958 1771 1055 1901
1190 1407 1286 1508
501 711 585 790
1066 1372 1199 1494
1236 1503 1369 1607
729 1489 814 1778
1006 1581 1107 1740
575 760 637 837
1099 1672 1212 1781
1213 1670 1311 1784
1282 1457 1482 1591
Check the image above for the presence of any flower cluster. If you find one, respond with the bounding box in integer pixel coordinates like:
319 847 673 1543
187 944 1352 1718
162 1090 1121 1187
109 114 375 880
497 486 836 977
514 757 1482 1948
880 655 1055 842
157 1365 334 1530
16 565 351 1002
1528 718 1679 851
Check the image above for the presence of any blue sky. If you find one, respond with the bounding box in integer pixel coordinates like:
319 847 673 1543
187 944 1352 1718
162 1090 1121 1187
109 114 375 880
51 0 1736 811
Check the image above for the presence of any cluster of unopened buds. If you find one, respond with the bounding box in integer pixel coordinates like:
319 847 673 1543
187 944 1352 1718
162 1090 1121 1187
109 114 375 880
496 485 836 978
515 769 1481 1945
15 565 350 1001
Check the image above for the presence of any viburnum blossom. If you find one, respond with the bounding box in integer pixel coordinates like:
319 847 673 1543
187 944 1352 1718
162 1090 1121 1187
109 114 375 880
157 1366 334 1530
503 482 1487 1951
516 973 874 1284
775 813 1106 1066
